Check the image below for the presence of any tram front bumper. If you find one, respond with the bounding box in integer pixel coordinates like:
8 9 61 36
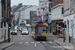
36 35 46 39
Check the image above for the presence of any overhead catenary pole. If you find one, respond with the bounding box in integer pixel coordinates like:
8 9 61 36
8 0 11 43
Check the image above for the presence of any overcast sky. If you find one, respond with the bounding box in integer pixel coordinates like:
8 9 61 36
11 0 39 6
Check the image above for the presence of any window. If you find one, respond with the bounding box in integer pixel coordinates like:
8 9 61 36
62 7 64 14
36 26 47 33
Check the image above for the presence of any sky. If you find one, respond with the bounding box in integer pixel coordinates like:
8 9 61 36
11 0 39 6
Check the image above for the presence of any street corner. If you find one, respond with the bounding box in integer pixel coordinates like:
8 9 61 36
0 42 15 50
54 40 75 50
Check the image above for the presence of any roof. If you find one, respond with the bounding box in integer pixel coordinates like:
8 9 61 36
11 3 23 13
51 4 64 10
18 5 32 11
18 6 26 11
22 5 32 11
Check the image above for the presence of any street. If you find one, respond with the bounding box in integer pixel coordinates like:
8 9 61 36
5 28 63 50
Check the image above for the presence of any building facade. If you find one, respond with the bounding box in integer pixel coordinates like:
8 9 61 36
63 0 74 43
39 0 49 14
51 4 64 34
20 6 42 24
53 0 63 6
0 0 8 42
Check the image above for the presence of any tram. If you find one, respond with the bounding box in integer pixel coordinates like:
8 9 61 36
31 22 48 40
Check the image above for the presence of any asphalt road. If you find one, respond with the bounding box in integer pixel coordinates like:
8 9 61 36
6 28 64 50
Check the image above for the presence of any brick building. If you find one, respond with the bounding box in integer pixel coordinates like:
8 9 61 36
53 0 63 6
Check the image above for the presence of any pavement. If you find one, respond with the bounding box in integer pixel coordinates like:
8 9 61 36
48 33 75 50
0 37 15 50
0 42 15 50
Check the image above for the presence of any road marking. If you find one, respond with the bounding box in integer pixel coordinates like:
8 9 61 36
42 42 46 43
25 42 28 44
19 42 23 44
31 42 35 43
24 35 26 36
49 41 52 43
35 43 36 47
36 42 40 43
19 35 21 36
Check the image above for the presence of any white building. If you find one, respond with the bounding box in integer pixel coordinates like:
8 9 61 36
51 4 64 33
51 4 64 21
63 0 75 43
20 6 43 20
21 6 41 19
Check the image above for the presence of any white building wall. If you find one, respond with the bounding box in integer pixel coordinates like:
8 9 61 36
51 6 63 20
22 6 39 19
63 14 75 39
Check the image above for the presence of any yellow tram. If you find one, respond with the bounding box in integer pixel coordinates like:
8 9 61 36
31 22 48 40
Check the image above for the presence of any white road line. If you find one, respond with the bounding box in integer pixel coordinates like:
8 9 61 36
49 41 52 43
19 35 21 36
24 35 26 36
25 42 29 44
19 42 23 44
35 43 36 47
42 42 46 43
36 42 40 43
31 42 35 43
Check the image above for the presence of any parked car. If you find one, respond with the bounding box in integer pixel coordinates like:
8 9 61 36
10 29 17 35
21 28 29 35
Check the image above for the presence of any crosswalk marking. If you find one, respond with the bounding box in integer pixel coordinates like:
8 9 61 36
25 42 29 44
31 42 35 43
49 41 52 43
35 43 36 47
18 41 53 44
42 42 46 43
36 42 40 43
19 42 23 44
24 35 26 36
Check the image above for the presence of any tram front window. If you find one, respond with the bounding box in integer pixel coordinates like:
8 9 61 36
36 26 47 33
